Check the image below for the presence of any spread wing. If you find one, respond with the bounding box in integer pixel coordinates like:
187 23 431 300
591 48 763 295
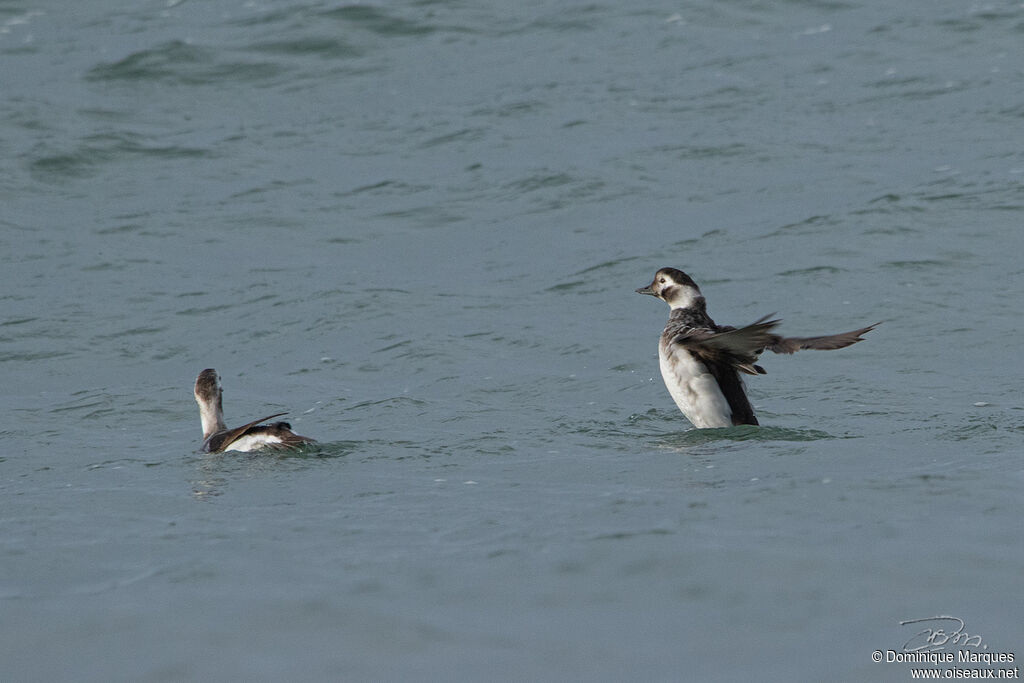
665 317 778 424
672 316 780 376
764 322 879 355
202 412 287 453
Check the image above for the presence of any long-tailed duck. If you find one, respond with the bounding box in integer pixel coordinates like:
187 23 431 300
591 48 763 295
636 267 877 428
193 368 316 452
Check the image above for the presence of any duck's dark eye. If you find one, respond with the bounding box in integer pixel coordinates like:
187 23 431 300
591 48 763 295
658 278 666 284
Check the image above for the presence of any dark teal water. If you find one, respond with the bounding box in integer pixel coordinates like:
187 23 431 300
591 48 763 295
2 1 1023 681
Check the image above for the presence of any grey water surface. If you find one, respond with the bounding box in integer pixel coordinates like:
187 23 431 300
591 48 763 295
2 1 1023 681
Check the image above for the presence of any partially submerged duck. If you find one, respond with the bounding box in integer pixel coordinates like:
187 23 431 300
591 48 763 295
193 368 316 453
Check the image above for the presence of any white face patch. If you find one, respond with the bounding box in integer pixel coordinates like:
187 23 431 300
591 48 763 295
664 284 702 310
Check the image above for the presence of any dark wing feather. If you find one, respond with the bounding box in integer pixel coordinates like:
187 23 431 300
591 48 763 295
675 317 780 375
669 318 780 426
701 358 759 426
202 412 288 453
765 323 879 355
258 422 317 450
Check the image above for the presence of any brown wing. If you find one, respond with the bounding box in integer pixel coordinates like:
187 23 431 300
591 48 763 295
674 316 780 375
765 323 879 355
258 422 317 450
202 412 288 453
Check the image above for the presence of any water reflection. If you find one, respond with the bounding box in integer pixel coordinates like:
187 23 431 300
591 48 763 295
188 443 353 500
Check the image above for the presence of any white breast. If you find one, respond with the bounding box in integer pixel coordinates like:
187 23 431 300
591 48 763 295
658 343 733 429
221 433 285 453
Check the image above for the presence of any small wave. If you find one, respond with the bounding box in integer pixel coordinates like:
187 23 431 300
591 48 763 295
881 259 949 270
658 425 836 447
92 326 166 341
86 40 285 85
28 132 211 181
321 5 444 37
590 528 674 542
175 304 234 317
0 350 71 362
246 37 363 60
337 180 431 197
776 265 844 277
349 396 429 411
419 128 486 150
759 214 841 238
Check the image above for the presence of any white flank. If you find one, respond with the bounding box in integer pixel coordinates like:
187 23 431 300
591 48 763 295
221 433 285 453
659 346 733 428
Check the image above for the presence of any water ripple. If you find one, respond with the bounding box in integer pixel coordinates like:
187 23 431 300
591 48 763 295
86 40 285 85
29 132 211 181
321 5 468 37
246 37 364 60
657 425 838 447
